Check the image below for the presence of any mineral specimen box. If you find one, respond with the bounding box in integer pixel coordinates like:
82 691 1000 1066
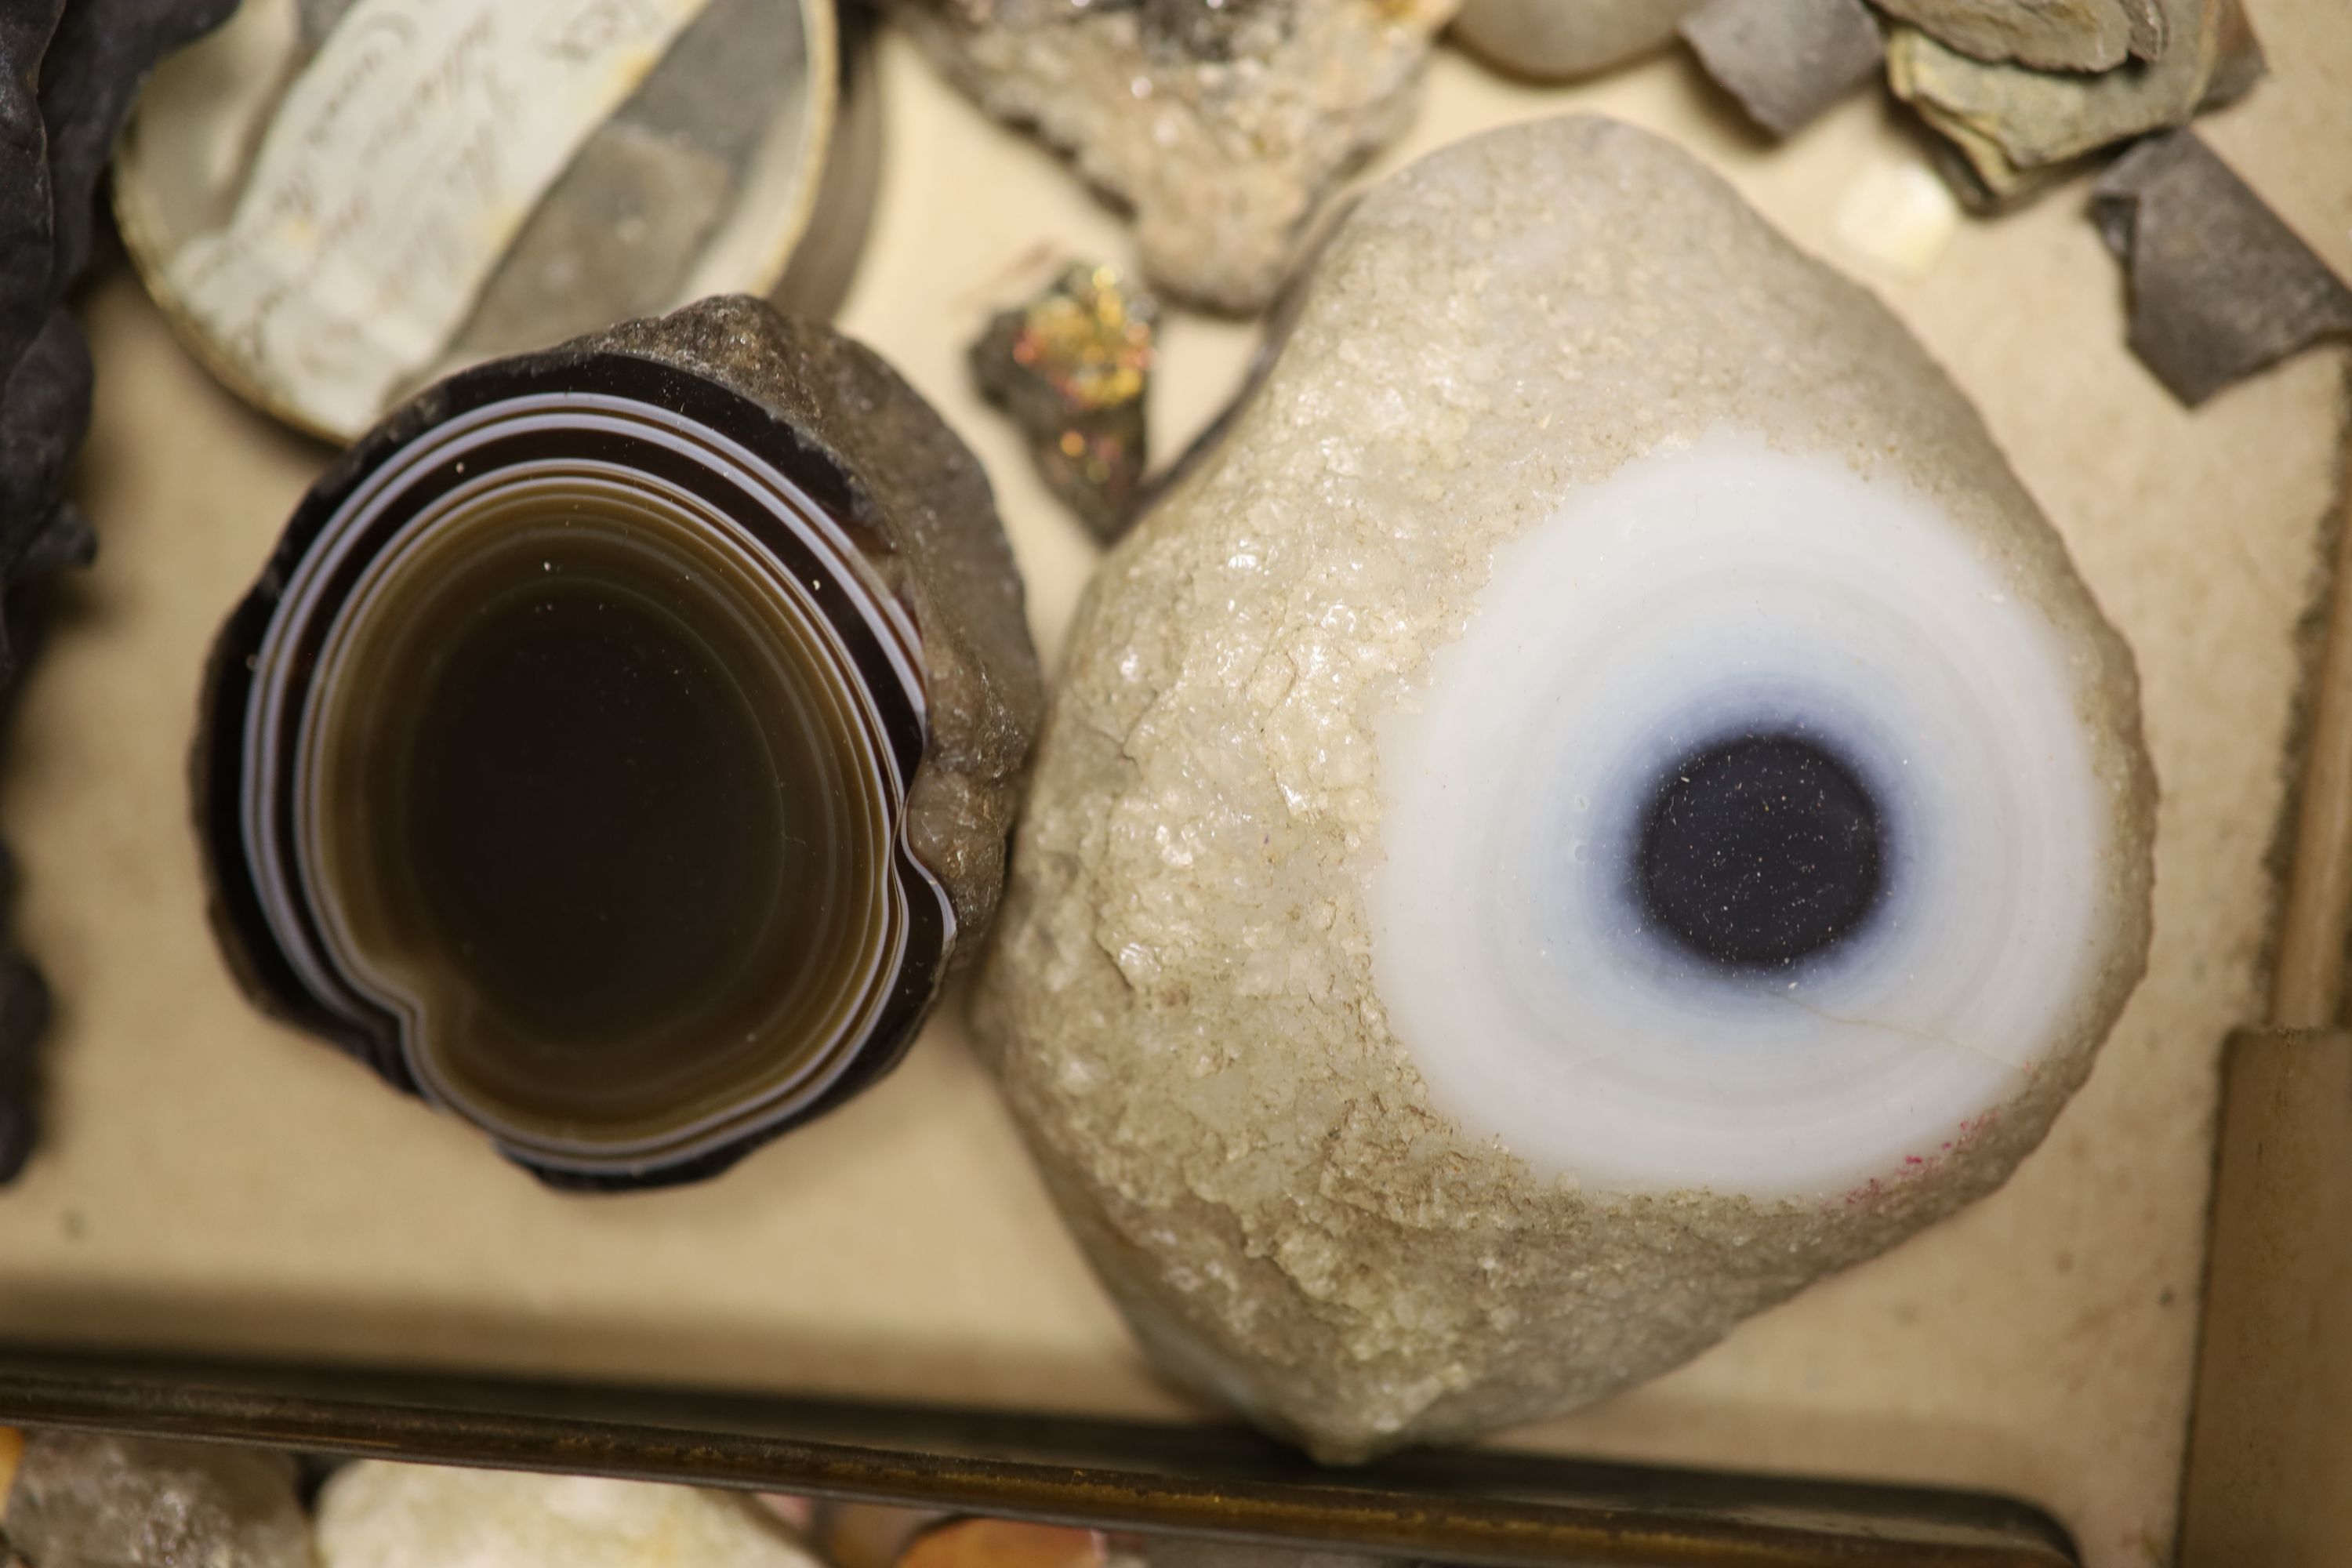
0 14 2343 1568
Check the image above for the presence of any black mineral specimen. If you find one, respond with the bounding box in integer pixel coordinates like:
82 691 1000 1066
1637 731 1886 971
2092 130 2352 406
0 0 237 1178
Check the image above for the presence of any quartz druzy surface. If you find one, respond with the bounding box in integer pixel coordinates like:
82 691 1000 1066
200 296 1043 1189
5 1431 312 1568
891 0 1456 312
316 1465 825 1568
973 115 2154 1459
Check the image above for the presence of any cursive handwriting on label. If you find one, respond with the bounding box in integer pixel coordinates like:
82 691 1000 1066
170 0 711 438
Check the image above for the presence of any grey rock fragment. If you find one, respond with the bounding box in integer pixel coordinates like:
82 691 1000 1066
1679 0 1882 138
4 1432 312 1568
891 0 1456 311
2092 131 2352 406
1872 0 2163 71
1450 0 1701 80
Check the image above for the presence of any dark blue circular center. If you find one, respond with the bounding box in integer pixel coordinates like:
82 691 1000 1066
1636 731 1885 970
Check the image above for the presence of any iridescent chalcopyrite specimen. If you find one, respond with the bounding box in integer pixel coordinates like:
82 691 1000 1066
200 296 1042 1189
971 262 1157 543
975 117 2154 1459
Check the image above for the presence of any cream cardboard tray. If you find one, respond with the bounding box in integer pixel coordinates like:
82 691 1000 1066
1 5 2348 1566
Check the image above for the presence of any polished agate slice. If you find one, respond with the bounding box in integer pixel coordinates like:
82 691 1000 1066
200 297 1041 1189
974 118 2153 1458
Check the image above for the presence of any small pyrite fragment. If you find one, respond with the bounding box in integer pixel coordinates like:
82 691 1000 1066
973 263 1156 543
1679 0 1882 138
1450 0 1701 81
316 1464 824 1568
973 116 2153 1461
1886 0 2263 209
198 296 1043 1190
1873 0 2163 71
4 1431 311 1568
890 0 1457 311
2092 131 2352 406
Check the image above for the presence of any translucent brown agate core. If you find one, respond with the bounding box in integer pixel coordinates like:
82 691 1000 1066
194 303 1037 1190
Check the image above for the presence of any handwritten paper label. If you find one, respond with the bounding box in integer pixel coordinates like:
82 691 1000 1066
169 0 711 437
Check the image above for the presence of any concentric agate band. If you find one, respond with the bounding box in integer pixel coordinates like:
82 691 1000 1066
194 307 1040 1190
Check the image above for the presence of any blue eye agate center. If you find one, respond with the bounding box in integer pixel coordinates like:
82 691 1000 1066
1635 731 1886 971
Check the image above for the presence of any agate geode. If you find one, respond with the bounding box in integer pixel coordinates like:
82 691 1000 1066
974 117 2154 1458
201 297 1041 1189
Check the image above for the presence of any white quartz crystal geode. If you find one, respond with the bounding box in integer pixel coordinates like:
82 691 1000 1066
972 115 2154 1461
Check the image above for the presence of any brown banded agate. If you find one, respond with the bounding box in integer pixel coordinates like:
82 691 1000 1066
198 297 1042 1189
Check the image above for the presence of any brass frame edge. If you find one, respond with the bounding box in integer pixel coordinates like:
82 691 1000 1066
0 1345 2078 1568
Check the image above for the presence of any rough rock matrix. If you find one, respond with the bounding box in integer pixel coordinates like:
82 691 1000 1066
973 115 2153 1460
4 1431 311 1568
891 0 1456 312
1678 0 1883 138
2091 131 2352 406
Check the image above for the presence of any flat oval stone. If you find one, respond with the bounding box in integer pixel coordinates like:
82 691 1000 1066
1450 0 1702 80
